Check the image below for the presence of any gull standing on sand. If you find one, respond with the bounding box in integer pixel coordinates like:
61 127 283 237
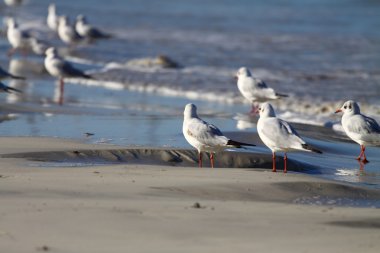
44 47 91 104
0 65 25 80
183 103 256 168
0 81 22 93
58 16 83 45
236 67 287 113
257 103 322 173
47 4 59 32
335 100 380 163
6 18 31 57
75 15 111 40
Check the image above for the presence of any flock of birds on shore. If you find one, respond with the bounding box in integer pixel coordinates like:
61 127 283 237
183 68 380 172
1 1 380 172
2 2 110 104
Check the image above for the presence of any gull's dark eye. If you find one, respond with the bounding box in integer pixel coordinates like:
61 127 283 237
344 106 347 109
348 105 352 109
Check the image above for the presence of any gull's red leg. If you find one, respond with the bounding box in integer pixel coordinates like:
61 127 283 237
198 152 203 168
283 153 288 173
272 152 276 172
210 153 214 168
58 78 64 105
361 146 369 164
356 145 364 161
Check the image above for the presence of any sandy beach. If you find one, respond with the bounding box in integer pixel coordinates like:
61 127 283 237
0 137 379 253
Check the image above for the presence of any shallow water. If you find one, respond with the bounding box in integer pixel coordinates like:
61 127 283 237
0 0 379 188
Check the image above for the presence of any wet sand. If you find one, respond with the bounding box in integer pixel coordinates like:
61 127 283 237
0 137 379 252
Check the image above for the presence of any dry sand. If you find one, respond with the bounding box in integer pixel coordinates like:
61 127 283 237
0 137 379 253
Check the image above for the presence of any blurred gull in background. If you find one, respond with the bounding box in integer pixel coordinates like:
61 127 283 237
236 67 288 114
75 15 111 41
58 15 83 45
47 4 59 32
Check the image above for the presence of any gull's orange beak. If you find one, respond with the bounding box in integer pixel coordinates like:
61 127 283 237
335 109 342 114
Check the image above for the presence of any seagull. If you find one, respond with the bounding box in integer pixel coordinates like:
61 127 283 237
0 81 22 93
183 103 256 168
47 4 59 32
4 0 23 6
30 37 50 56
0 65 25 80
236 67 287 113
6 18 32 57
257 102 322 173
44 47 92 104
75 15 111 40
57 16 83 45
335 100 380 163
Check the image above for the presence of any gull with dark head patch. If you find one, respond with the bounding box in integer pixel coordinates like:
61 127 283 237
183 103 256 168
44 47 92 104
47 4 59 32
58 16 83 45
257 103 322 173
6 18 31 57
236 67 287 114
335 100 380 163
75 15 111 40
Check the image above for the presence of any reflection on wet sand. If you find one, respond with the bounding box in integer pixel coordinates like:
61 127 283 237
54 80 64 105
9 58 46 77
5 79 28 103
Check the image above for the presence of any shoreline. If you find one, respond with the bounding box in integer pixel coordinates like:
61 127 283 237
0 137 380 252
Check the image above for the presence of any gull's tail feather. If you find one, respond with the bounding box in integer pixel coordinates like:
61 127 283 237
5 86 22 93
275 92 288 98
82 73 92 79
302 144 322 154
227 139 256 148
9 74 26 80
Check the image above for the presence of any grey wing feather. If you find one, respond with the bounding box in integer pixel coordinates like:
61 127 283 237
21 30 31 39
261 118 305 145
187 119 226 145
61 61 91 78
88 28 111 38
280 119 300 137
256 79 268 89
347 115 380 134
364 116 380 133
206 122 224 136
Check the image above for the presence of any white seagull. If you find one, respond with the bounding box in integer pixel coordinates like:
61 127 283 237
58 16 83 45
44 47 91 104
183 103 256 168
236 67 287 113
75 15 111 40
47 4 59 32
257 103 322 173
335 100 380 163
0 65 25 80
44 47 92 84
6 18 32 57
0 81 22 93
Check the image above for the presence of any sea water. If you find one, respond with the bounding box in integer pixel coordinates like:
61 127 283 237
0 0 379 188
